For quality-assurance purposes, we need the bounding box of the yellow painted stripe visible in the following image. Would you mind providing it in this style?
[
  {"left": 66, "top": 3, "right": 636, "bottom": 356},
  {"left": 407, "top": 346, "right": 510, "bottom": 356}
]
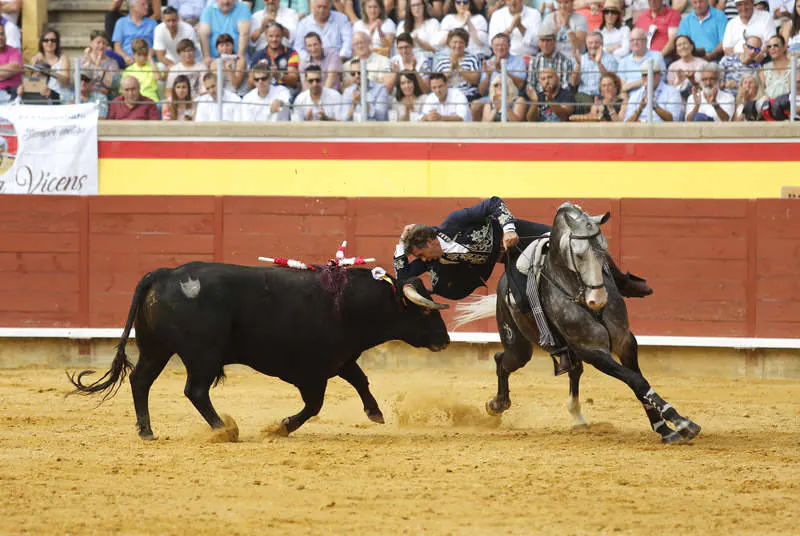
[{"left": 99, "top": 159, "right": 795, "bottom": 198}]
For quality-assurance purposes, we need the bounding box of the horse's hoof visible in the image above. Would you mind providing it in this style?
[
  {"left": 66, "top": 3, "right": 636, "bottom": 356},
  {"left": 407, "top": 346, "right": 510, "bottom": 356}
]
[
  {"left": 139, "top": 432, "right": 155, "bottom": 441},
  {"left": 661, "top": 430, "right": 684, "bottom": 444},
  {"left": 486, "top": 397, "right": 510, "bottom": 417},
  {"left": 571, "top": 423, "right": 589, "bottom": 431},
  {"left": 677, "top": 420, "right": 701, "bottom": 441},
  {"left": 366, "top": 409, "right": 385, "bottom": 424}
]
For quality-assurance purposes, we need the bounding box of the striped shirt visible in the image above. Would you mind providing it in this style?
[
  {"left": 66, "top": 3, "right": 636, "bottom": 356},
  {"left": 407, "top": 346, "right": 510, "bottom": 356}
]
[
  {"left": 433, "top": 52, "right": 481, "bottom": 101},
  {"left": 527, "top": 51, "right": 574, "bottom": 93}
]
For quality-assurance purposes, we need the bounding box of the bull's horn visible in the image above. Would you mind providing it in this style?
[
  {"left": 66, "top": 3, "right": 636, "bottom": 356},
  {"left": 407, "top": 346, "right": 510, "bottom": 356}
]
[{"left": 402, "top": 284, "right": 449, "bottom": 310}]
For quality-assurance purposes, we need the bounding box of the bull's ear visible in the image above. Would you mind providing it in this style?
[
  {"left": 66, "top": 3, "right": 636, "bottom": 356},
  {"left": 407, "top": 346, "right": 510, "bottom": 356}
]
[{"left": 591, "top": 212, "right": 611, "bottom": 225}]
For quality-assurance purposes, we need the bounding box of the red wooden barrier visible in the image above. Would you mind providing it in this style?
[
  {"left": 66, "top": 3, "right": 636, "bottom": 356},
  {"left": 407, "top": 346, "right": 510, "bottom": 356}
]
[{"left": 0, "top": 196, "right": 797, "bottom": 338}]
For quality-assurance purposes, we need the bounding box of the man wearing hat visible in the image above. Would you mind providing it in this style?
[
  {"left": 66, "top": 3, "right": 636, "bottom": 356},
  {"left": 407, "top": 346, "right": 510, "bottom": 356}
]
[
  {"left": 722, "top": 0, "right": 775, "bottom": 55},
  {"left": 677, "top": 0, "right": 729, "bottom": 62},
  {"left": 624, "top": 59, "right": 683, "bottom": 121},
  {"left": 527, "top": 23, "right": 575, "bottom": 93}
]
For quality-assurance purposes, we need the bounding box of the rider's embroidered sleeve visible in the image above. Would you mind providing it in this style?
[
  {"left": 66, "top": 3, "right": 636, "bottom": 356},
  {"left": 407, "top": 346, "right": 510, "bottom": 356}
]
[{"left": 394, "top": 245, "right": 426, "bottom": 280}]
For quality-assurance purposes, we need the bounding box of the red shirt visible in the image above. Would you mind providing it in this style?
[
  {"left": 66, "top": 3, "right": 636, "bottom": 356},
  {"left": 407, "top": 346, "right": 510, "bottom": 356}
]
[
  {"left": 635, "top": 6, "right": 681, "bottom": 53},
  {"left": 107, "top": 95, "right": 161, "bottom": 120}
]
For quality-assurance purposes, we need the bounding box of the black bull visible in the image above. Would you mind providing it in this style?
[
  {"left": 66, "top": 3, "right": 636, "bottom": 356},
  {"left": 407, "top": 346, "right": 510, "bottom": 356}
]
[{"left": 68, "top": 262, "right": 450, "bottom": 439}]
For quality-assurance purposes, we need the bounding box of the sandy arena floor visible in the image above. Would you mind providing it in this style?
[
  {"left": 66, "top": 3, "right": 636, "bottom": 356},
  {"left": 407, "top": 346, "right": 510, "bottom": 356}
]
[{"left": 1, "top": 363, "right": 798, "bottom": 535}]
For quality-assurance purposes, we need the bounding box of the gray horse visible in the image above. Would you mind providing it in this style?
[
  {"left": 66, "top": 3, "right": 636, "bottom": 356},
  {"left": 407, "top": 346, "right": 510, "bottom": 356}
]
[{"left": 458, "top": 203, "right": 701, "bottom": 444}]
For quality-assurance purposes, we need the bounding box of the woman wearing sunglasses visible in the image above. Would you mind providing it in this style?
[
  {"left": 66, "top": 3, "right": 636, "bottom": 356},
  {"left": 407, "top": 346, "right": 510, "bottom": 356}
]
[
  {"left": 439, "top": 0, "right": 489, "bottom": 59},
  {"left": 599, "top": 0, "right": 629, "bottom": 60},
  {"left": 760, "top": 35, "right": 791, "bottom": 98},
  {"left": 31, "top": 28, "right": 72, "bottom": 102}
]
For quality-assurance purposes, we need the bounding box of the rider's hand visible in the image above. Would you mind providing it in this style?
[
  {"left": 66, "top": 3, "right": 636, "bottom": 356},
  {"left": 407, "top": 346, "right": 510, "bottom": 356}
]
[
  {"left": 502, "top": 231, "right": 519, "bottom": 250},
  {"left": 400, "top": 223, "right": 416, "bottom": 241}
]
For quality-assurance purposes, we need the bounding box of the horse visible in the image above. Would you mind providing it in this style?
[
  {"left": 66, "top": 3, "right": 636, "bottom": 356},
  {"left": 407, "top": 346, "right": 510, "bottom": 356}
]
[{"left": 457, "top": 202, "right": 701, "bottom": 444}]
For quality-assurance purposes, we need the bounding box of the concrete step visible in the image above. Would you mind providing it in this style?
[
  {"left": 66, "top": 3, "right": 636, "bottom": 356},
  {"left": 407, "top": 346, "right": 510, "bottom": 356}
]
[
  {"left": 48, "top": 10, "right": 108, "bottom": 24},
  {"left": 47, "top": 21, "right": 102, "bottom": 49},
  {"left": 49, "top": 0, "right": 115, "bottom": 12}
]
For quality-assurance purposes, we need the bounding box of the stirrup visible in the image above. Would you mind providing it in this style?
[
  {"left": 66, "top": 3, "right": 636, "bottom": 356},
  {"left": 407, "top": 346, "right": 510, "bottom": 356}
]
[{"left": 548, "top": 346, "right": 572, "bottom": 376}]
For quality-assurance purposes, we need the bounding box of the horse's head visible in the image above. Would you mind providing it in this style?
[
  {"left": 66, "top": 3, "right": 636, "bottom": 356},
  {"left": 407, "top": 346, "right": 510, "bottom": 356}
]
[{"left": 552, "top": 202, "right": 611, "bottom": 311}]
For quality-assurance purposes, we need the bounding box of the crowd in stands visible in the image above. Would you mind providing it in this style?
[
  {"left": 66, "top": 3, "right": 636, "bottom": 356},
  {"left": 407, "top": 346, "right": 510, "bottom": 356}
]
[{"left": 0, "top": 0, "right": 798, "bottom": 121}]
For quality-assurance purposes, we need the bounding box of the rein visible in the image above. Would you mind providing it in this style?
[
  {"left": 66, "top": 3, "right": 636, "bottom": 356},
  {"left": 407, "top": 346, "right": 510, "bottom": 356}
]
[{"left": 541, "top": 228, "right": 605, "bottom": 307}]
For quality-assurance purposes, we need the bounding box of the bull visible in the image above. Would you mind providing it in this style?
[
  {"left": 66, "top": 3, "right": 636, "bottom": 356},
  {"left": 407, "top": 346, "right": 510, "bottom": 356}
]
[{"left": 68, "top": 261, "right": 450, "bottom": 439}]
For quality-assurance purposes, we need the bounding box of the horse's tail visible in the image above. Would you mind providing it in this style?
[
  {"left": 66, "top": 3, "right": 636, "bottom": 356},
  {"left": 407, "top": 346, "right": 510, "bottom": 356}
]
[
  {"left": 453, "top": 294, "right": 498, "bottom": 328},
  {"left": 66, "top": 268, "right": 170, "bottom": 403}
]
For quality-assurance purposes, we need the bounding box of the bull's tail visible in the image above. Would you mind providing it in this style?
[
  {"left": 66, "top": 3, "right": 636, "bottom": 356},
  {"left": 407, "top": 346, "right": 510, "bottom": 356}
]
[
  {"left": 453, "top": 294, "right": 498, "bottom": 328},
  {"left": 67, "top": 268, "right": 171, "bottom": 403}
]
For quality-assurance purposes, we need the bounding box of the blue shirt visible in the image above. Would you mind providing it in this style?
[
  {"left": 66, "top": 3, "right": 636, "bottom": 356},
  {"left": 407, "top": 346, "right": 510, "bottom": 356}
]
[
  {"left": 293, "top": 11, "right": 353, "bottom": 59},
  {"left": 617, "top": 50, "right": 666, "bottom": 83},
  {"left": 577, "top": 51, "right": 619, "bottom": 96},
  {"left": 677, "top": 7, "right": 729, "bottom": 53},
  {"left": 200, "top": 2, "right": 252, "bottom": 58},
  {"left": 625, "top": 81, "right": 683, "bottom": 122},
  {"left": 112, "top": 16, "right": 158, "bottom": 57},
  {"left": 342, "top": 81, "right": 390, "bottom": 121},
  {"left": 480, "top": 54, "right": 527, "bottom": 87}
]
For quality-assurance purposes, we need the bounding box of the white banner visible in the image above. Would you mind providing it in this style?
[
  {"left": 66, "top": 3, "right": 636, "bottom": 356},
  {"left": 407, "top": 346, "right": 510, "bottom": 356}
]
[{"left": 0, "top": 103, "right": 98, "bottom": 195}]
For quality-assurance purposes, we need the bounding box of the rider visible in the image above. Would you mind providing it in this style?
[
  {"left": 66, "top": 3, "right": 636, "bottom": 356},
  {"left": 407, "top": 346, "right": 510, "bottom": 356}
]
[{"left": 393, "top": 197, "right": 653, "bottom": 373}]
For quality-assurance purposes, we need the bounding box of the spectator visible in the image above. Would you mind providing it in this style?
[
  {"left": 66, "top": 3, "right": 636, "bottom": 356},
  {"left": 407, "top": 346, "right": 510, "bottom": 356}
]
[
  {"left": 390, "top": 70, "right": 426, "bottom": 120},
  {"left": 31, "top": 28, "right": 72, "bottom": 103},
  {"left": 352, "top": 0, "right": 397, "bottom": 56},
  {"left": 527, "top": 25, "right": 575, "bottom": 93},
  {"left": 81, "top": 30, "right": 119, "bottom": 98},
  {"left": 481, "top": 73, "right": 527, "bottom": 120},
  {"left": 107, "top": 76, "right": 160, "bottom": 119},
  {"left": 344, "top": 31, "right": 391, "bottom": 86},
  {"left": 107, "top": 0, "right": 161, "bottom": 40},
  {"left": 294, "top": 0, "right": 354, "bottom": 60},
  {"left": 477, "top": 32, "right": 526, "bottom": 101},
  {"left": 0, "top": 0, "right": 20, "bottom": 27},
  {"left": 123, "top": 37, "right": 164, "bottom": 104},
  {"left": 569, "top": 71, "right": 627, "bottom": 120},
  {"left": 433, "top": 28, "right": 481, "bottom": 101},
  {"left": 250, "top": 23, "right": 300, "bottom": 91},
  {"left": 292, "top": 65, "right": 344, "bottom": 120},
  {"left": 667, "top": 35, "right": 705, "bottom": 98},
  {"left": 298, "top": 32, "right": 342, "bottom": 90},
  {"left": 677, "top": 0, "right": 729, "bottom": 62},
  {"left": 384, "top": 33, "right": 431, "bottom": 93},
  {"left": 760, "top": 34, "right": 791, "bottom": 98},
  {"left": 599, "top": 0, "right": 630, "bottom": 60},
  {"left": 440, "top": 0, "right": 490, "bottom": 59},
  {"left": 573, "top": 30, "right": 618, "bottom": 106},
  {"left": 241, "top": 64, "right": 292, "bottom": 120},
  {"left": 341, "top": 58, "right": 390, "bottom": 120},
  {"left": 780, "top": 0, "right": 800, "bottom": 54},
  {"left": 78, "top": 73, "right": 110, "bottom": 118},
  {"left": 686, "top": 62, "right": 734, "bottom": 120},
  {"left": 166, "top": 39, "right": 208, "bottom": 98},
  {"left": 167, "top": 0, "right": 205, "bottom": 27},
  {"left": 397, "top": 0, "right": 441, "bottom": 58},
  {"left": 574, "top": 0, "right": 605, "bottom": 32},
  {"left": 195, "top": 71, "right": 242, "bottom": 121},
  {"left": 625, "top": 60, "right": 683, "bottom": 121},
  {"left": 542, "top": 0, "right": 589, "bottom": 57},
  {"left": 197, "top": 0, "right": 252, "bottom": 62},
  {"left": 770, "top": 0, "right": 794, "bottom": 22},
  {"left": 112, "top": 0, "right": 158, "bottom": 66},
  {"left": 488, "top": 0, "right": 541, "bottom": 57},
  {"left": 209, "top": 33, "right": 248, "bottom": 96},
  {"left": 722, "top": 0, "right": 776, "bottom": 54},
  {"left": 732, "top": 72, "right": 763, "bottom": 119},
  {"left": 153, "top": 6, "right": 199, "bottom": 69},
  {"left": 634, "top": 0, "right": 681, "bottom": 60},
  {"left": 418, "top": 72, "right": 471, "bottom": 121},
  {"left": 719, "top": 34, "right": 763, "bottom": 94},
  {"left": 162, "top": 74, "right": 195, "bottom": 120},
  {"left": 0, "top": 25, "right": 20, "bottom": 101},
  {"left": 251, "top": 0, "right": 299, "bottom": 54},
  {"left": 525, "top": 66, "right": 575, "bottom": 121},
  {"left": 0, "top": 11, "right": 20, "bottom": 49},
  {"left": 618, "top": 27, "right": 666, "bottom": 92}
]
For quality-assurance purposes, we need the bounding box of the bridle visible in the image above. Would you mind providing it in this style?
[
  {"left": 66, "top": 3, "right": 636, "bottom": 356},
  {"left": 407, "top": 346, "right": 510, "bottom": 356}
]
[{"left": 540, "top": 227, "right": 606, "bottom": 306}]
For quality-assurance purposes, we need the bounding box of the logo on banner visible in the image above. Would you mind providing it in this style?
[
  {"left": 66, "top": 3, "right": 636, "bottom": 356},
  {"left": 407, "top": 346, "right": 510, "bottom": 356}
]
[{"left": 0, "top": 103, "right": 99, "bottom": 195}]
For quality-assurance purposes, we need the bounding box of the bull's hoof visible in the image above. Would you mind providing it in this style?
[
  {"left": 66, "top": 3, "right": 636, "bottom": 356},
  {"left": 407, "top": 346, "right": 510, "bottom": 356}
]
[
  {"left": 486, "top": 396, "right": 510, "bottom": 417},
  {"left": 661, "top": 430, "right": 684, "bottom": 444},
  {"left": 677, "top": 420, "right": 701, "bottom": 441},
  {"left": 366, "top": 408, "right": 385, "bottom": 424}
]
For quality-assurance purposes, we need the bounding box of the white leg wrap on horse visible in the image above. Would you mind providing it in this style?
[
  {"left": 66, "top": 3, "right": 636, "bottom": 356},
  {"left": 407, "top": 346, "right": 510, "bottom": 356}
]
[{"left": 568, "top": 396, "right": 586, "bottom": 425}]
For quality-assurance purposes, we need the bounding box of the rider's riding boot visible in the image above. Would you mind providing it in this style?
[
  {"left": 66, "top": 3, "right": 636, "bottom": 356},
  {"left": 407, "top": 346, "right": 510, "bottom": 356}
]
[
  {"left": 550, "top": 348, "right": 572, "bottom": 376},
  {"left": 604, "top": 254, "right": 653, "bottom": 298}
]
